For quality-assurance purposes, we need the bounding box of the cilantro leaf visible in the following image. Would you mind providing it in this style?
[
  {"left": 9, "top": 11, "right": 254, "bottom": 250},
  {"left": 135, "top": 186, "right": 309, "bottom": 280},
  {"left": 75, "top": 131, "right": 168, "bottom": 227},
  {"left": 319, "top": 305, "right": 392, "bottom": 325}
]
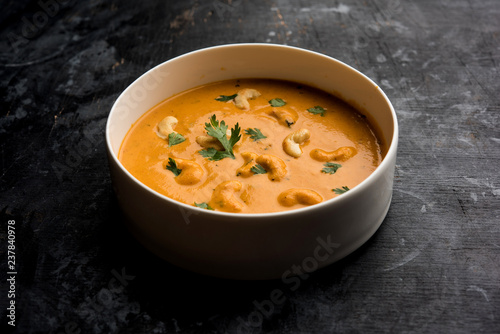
[
  {"left": 228, "top": 123, "right": 242, "bottom": 149},
  {"left": 199, "top": 148, "right": 232, "bottom": 161},
  {"left": 168, "top": 132, "right": 186, "bottom": 147},
  {"left": 333, "top": 186, "right": 350, "bottom": 194},
  {"left": 269, "top": 98, "right": 286, "bottom": 107},
  {"left": 194, "top": 202, "right": 214, "bottom": 210},
  {"left": 250, "top": 164, "right": 267, "bottom": 174},
  {"left": 199, "top": 148, "right": 219, "bottom": 159},
  {"left": 166, "top": 158, "right": 182, "bottom": 176},
  {"left": 245, "top": 128, "right": 267, "bottom": 141},
  {"left": 321, "top": 162, "right": 342, "bottom": 174},
  {"left": 215, "top": 93, "right": 237, "bottom": 102},
  {"left": 200, "top": 115, "right": 241, "bottom": 160},
  {"left": 307, "top": 105, "right": 327, "bottom": 117}
]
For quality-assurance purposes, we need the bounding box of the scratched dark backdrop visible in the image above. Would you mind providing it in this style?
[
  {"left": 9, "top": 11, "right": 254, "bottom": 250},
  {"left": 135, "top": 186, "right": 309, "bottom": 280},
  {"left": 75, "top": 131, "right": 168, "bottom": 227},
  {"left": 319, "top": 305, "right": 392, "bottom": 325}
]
[{"left": 1, "top": 0, "right": 499, "bottom": 333}]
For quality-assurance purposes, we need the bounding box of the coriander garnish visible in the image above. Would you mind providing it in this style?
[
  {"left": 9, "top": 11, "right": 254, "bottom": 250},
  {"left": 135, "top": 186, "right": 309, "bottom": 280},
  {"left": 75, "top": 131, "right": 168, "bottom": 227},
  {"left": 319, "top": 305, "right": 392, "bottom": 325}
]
[
  {"left": 333, "top": 186, "right": 350, "bottom": 194},
  {"left": 168, "top": 132, "right": 186, "bottom": 147},
  {"left": 269, "top": 98, "right": 286, "bottom": 107},
  {"left": 194, "top": 202, "right": 214, "bottom": 210},
  {"left": 321, "top": 162, "right": 342, "bottom": 174},
  {"left": 307, "top": 105, "right": 327, "bottom": 117},
  {"left": 199, "top": 115, "right": 241, "bottom": 161},
  {"left": 245, "top": 128, "right": 267, "bottom": 141},
  {"left": 215, "top": 93, "right": 237, "bottom": 102},
  {"left": 250, "top": 164, "right": 267, "bottom": 174},
  {"left": 166, "top": 158, "right": 182, "bottom": 176}
]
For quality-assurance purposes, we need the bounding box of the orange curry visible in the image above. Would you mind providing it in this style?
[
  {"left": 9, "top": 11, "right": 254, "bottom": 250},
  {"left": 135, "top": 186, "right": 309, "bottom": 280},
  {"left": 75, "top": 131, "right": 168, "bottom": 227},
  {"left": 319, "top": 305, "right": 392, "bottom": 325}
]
[{"left": 119, "top": 79, "right": 384, "bottom": 213}]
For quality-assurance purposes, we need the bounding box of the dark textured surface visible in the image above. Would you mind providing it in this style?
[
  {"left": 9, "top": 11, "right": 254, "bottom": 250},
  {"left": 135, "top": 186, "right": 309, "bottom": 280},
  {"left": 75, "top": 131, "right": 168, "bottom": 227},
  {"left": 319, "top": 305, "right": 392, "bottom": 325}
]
[{"left": 1, "top": 0, "right": 499, "bottom": 333}]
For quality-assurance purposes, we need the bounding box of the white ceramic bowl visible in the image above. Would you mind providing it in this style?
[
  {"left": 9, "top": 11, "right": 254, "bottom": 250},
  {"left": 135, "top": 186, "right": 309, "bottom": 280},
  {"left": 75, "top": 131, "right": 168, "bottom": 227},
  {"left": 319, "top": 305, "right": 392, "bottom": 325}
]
[{"left": 106, "top": 44, "right": 398, "bottom": 280}]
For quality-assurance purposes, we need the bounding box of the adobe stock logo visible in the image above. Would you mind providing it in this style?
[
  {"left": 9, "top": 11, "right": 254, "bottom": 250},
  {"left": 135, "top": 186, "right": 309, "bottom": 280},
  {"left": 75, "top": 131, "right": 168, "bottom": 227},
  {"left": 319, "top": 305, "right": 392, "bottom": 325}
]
[
  {"left": 7, "top": 0, "right": 76, "bottom": 52},
  {"left": 236, "top": 235, "right": 340, "bottom": 333},
  {"left": 178, "top": 205, "right": 201, "bottom": 225}
]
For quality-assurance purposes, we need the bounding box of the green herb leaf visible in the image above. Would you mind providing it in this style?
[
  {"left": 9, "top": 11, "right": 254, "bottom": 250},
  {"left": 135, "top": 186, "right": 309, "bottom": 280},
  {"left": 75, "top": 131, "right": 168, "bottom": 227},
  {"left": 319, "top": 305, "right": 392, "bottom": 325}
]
[
  {"left": 307, "top": 105, "right": 327, "bottom": 117},
  {"left": 321, "top": 162, "right": 342, "bottom": 174},
  {"left": 166, "top": 158, "right": 182, "bottom": 176},
  {"left": 250, "top": 164, "right": 267, "bottom": 174},
  {"left": 199, "top": 148, "right": 232, "bottom": 161},
  {"left": 215, "top": 93, "right": 238, "bottom": 102},
  {"left": 269, "top": 98, "right": 286, "bottom": 107},
  {"left": 333, "top": 186, "right": 350, "bottom": 194},
  {"left": 200, "top": 115, "right": 241, "bottom": 160},
  {"left": 194, "top": 202, "right": 214, "bottom": 210},
  {"left": 168, "top": 132, "right": 186, "bottom": 147},
  {"left": 228, "top": 123, "right": 242, "bottom": 149},
  {"left": 245, "top": 128, "right": 267, "bottom": 141},
  {"left": 199, "top": 148, "right": 219, "bottom": 159}
]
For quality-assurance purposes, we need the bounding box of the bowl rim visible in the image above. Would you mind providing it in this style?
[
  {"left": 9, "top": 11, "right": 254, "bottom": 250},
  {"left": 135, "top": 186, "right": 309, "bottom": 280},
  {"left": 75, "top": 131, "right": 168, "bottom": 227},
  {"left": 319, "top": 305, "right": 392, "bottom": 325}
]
[{"left": 106, "top": 43, "right": 399, "bottom": 219}]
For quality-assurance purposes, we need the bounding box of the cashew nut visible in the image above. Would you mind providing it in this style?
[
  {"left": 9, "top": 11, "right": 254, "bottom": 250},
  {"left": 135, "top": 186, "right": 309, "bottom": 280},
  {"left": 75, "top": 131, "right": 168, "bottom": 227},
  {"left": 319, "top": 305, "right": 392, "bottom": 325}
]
[
  {"left": 196, "top": 129, "right": 232, "bottom": 151},
  {"left": 173, "top": 158, "right": 204, "bottom": 185},
  {"left": 282, "top": 128, "right": 310, "bottom": 158},
  {"left": 209, "top": 180, "right": 244, "bottom": 212},
  {"left": 256, "top": 154, "right": 287, "bottom": 181},
  {"left": 236, "top": 152, "right": 259, "bottom": 177},
  {"left": 310, "top": 147, "right": 357, "bottom": 162},
  {"left": 234, "top": 88, "right": 261, "bottom": 110},
  {"left": 240, "top": 185, "right": 255, "bottom": 205},
  {"left": 269, "top": 108, "right": 298, "bottom": 127},
  {"left": 278, "top": 189, "right": 323, "bottom": 207},
  {"left": 196, "top": 135, "right": 224, "bottom": 151},
  {"left": 157, "top": 116, "right": 178, "bottom": 140}
]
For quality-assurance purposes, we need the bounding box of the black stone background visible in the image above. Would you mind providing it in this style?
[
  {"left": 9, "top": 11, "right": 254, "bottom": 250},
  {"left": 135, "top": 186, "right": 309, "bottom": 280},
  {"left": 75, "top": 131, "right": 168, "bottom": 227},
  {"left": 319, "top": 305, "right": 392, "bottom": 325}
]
[{"left": 0, "top": 0, "right": 499, "bottom": 333}]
